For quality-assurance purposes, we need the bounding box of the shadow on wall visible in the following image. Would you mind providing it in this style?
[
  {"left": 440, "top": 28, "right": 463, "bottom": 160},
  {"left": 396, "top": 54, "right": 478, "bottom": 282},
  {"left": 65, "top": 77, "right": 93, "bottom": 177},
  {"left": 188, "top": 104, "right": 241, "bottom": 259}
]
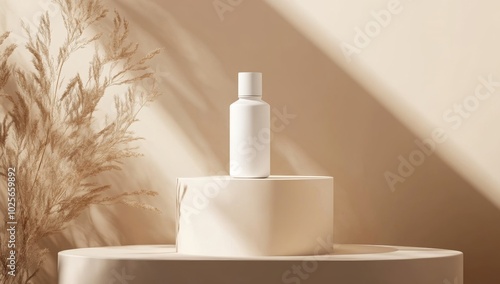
[{"left": 30, "top": 0, "right": 500, "bottom": 283}]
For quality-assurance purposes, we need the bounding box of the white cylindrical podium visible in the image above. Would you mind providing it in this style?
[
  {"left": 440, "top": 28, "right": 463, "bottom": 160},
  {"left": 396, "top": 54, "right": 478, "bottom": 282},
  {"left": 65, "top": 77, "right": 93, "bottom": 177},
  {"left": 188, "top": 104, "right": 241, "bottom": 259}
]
[
  {"left": 58, "top": 244, "right": 463, "bottom": 284},
  {"left": 176, "top": 176, "right": 334, "bottom": 256}
]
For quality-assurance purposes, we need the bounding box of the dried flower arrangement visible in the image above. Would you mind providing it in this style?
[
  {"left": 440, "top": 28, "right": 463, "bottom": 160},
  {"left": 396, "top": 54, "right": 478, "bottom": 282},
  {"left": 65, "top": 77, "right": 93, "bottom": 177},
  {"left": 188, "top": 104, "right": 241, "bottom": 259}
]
[{"left": 0, "top": 0, "right": 161, "bottom": 283}]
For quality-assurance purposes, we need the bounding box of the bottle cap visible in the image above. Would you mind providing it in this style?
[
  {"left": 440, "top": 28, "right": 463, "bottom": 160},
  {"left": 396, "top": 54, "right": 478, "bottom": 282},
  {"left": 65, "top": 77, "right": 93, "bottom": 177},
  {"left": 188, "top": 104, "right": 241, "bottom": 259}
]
[{"left": 238, "top": 72, "right": 262, "bottom": 97}]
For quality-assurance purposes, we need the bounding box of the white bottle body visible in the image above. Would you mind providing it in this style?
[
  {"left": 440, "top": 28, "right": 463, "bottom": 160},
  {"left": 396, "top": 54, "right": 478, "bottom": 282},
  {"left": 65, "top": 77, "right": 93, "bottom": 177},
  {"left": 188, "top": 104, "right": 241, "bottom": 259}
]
[{"left": 230, "top": 98, "right": 270, "bottom": 178}]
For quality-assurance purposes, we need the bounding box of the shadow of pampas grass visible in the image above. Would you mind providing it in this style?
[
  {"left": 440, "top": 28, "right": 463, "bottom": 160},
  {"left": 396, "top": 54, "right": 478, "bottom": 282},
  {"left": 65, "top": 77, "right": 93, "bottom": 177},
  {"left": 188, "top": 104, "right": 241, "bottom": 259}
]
[{"left": 0, "top": 0, "right": 161, "bottom": 283}]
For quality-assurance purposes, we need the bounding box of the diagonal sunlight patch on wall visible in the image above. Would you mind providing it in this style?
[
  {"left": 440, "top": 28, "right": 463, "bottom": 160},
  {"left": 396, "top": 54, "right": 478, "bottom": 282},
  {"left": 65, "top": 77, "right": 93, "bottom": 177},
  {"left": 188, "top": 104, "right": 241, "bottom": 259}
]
[{"left": 265, "top": 0, "right": 500, "bottom": 209}]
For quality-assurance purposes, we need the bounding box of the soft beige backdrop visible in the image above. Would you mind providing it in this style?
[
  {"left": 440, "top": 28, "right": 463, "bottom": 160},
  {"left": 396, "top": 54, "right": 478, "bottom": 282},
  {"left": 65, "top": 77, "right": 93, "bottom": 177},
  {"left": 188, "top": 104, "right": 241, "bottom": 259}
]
[{"left": 1, "top": 0, "right": 499, "bottom": 283}]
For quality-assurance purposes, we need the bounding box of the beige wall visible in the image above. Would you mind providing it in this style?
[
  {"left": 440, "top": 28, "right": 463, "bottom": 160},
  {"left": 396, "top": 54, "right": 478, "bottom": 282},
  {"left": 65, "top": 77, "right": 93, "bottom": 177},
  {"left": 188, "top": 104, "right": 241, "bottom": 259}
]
[{"left": 1, "top": 0, "right": 500, "bottom": 283}]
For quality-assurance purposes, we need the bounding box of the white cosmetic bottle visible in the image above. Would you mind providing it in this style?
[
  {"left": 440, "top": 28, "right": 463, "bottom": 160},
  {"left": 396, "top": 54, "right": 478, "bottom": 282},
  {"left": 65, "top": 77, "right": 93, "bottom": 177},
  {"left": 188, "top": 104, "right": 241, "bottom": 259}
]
[{"left": 230, "top": 72, "right": 270, "bottom": 178}]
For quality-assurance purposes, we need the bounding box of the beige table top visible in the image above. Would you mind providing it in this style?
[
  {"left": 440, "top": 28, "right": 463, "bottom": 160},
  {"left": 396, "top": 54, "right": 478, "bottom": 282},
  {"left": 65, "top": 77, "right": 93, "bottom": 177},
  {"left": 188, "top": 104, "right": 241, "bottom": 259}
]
[{"left": 58, "top": 244, "right": 463, "bottom": 284}]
